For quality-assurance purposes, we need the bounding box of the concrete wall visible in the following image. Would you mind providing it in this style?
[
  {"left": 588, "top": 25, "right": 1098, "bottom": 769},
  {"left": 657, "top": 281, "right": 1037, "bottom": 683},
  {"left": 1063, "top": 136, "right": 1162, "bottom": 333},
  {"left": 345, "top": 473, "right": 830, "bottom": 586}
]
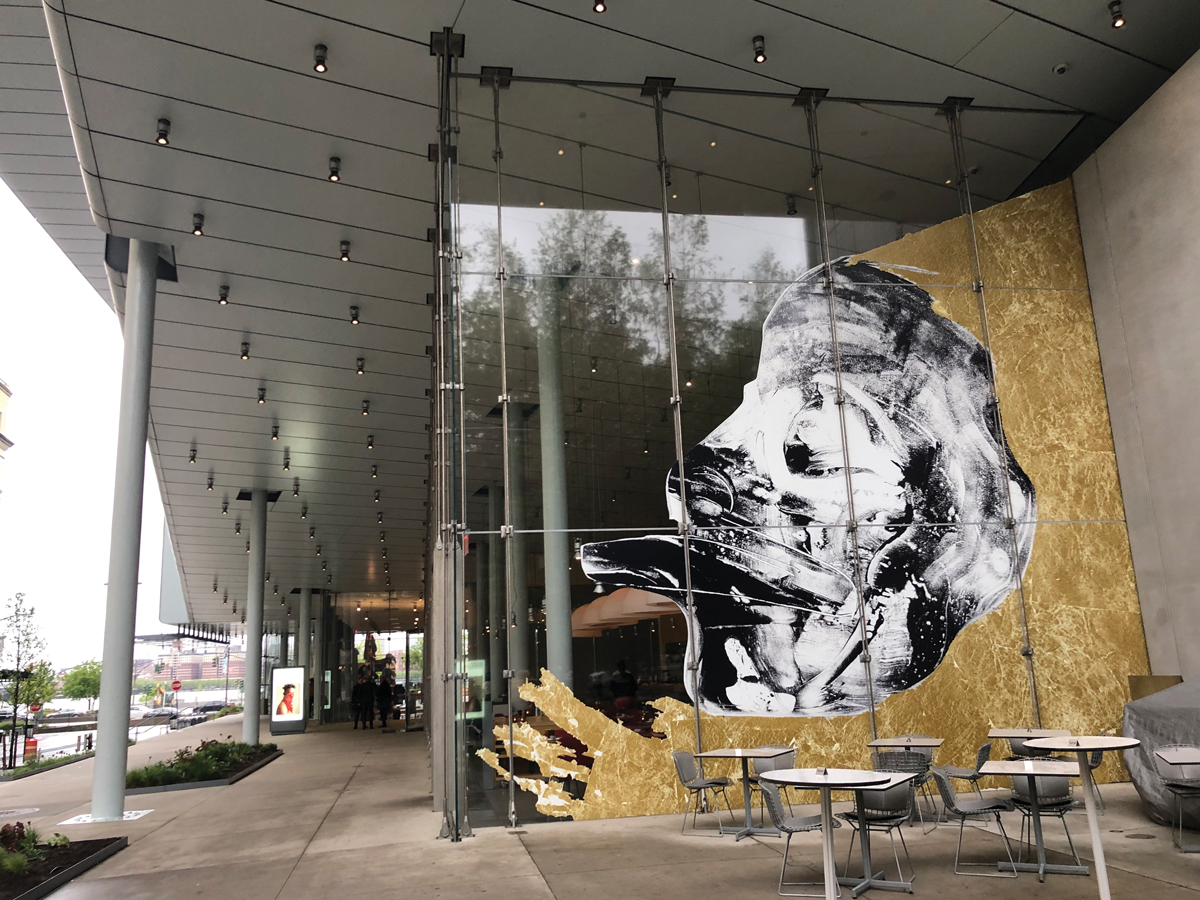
[{"left": 1074, "top": 49, "right": 1200, "bottom": 680}]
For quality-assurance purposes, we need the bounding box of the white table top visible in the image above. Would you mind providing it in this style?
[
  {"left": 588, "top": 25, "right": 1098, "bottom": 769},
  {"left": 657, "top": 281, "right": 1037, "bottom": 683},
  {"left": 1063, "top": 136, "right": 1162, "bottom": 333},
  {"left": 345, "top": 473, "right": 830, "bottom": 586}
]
[
  {"left": 1025, "top": 735, "right": 1139, "bottom": 752},
  {"left": 869, "top": 736, "right": 944, "bottom": 748},
  {"left": 695, "top": 747, "right": 793, "bottom": 759},
  {"left": 760, "top": 767, "right": 893, "bottom": 789},
  {"left": 1155, "top": 747, "right": 1200, "bottom": 765},
  {"left": 980, "top": 759, "right": 1080, "bottom": 777},
  {"left": 988, "top": 727, "right": 1072, "bottom": 739}
]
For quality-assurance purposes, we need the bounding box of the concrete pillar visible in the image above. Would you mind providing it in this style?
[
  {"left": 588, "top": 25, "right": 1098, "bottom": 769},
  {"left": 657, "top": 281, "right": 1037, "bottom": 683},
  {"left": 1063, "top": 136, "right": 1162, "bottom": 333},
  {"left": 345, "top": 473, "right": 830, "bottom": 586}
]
[
  {"left": 243, "top": 488, "right": 267, "bottom": 744},
  {"left": 537, "top": 290, "right": 573, "bottom": 688},
  {"left": 313, "top": 591, "right": 325, "bottom": 721},
  {"left": 509, "top": 424, "right": 530, "bottom": 708},
  {"left": 91, "top": 239, "right": 158, "bottom": 822},
  {"left": 298, "top": 586, "right": 312, "bottom": 670},
  {"left": 487, "top": 485, "right": 505, "bottom": 700}
]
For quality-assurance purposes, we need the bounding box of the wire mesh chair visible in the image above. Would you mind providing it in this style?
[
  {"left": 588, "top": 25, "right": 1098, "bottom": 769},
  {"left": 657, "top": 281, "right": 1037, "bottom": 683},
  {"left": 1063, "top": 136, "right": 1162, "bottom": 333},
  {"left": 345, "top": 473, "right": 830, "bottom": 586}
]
[
  {"left": 749, "top": 745, "right": 797, "bottom": 822},
  {"left": 943, "top": 741, "right": 992, "bottom": 799},
  {"left": 1087, "top": 747, "right": 1106, "bottom": 814},
  {"left": 873, "top": 749, "right": 939, "bottom": 831},
  {"left": 1153, "top": 744, "right": 1200, "bottom": 852},
  {"left": 1009, "top": 774, "right": 1081, "bottom": 866},
  {"left": 836, "top": 774, "right": 915, "bottom": 884},
  {"left": 760, "top": 780, "right": 839, "bottom": 897},
  {"left": 930, "top": 767, "right": 1017, "bottom": 878},
  {"left": 1006, "top": 736, "right": 1054, "bottom": 759},
  {"left": 672, "top": 750, "right": 735, "bottom": 836}
]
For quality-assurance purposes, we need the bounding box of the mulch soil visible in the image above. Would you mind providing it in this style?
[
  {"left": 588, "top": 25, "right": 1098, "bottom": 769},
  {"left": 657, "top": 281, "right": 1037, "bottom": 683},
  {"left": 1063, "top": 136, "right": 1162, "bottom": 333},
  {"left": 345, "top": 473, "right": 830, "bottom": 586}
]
[{"left": 0, "top": 838, "right": 123, "bottom": 900}]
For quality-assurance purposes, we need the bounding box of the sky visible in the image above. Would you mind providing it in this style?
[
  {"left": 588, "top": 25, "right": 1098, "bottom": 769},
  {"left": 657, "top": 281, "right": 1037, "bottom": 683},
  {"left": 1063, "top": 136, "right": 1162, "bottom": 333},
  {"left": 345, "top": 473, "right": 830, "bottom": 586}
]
[{"left": 0, "top": 181, "right": 167, "bottom": 671}]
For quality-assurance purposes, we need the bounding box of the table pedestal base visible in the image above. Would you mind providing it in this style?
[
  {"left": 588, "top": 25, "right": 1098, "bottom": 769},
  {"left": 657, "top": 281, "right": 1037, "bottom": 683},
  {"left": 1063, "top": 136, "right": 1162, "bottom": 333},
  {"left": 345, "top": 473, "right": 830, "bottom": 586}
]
[
  {"left": 837, "top": 872, "right": 912, "bottom": 897},
  {"left": 999, "top": 861, "right": 1088, "bottom": 879}
]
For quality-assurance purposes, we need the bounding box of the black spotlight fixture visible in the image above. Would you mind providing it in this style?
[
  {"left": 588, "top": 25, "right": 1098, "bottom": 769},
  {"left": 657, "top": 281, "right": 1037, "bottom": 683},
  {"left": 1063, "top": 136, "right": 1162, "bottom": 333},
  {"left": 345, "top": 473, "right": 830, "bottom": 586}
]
[
  {"left": 316, "top": 544, "right": 322, "bottom": 556},
  {"left": 590, "top": 356, "right": 598, "bottom": 373},
  {"left": 218, "top": 284, "right": 230, "bottom": 305},
  {"left": 380, "top": 530, "right": 386, "bottom": 543},
  {"left": 156, "top": 118, "right": 171, "bottom": 145},
  {"left": 362, "top": 400, "right": 370, "bottom": 416},
  {"left": 786, "top": 195, "right": 797, "bottom": 216},
  {"left": 340, "top": 240, "right": 350, "bottom": 262},
  {"left": 366, "top": 434, "right": 374, "bottom": 450},
  {"left": 192, "top": 213, "right": 204, "bottom": 236},
  {"left": 257, "top": 387, "right": 266, "bottom": 404},
  {"left": 240, "top": 342, "right": 250, "bottom": 360},
  {"left": 374, "top": 490, "right": 380, "bottom": 503},
  {"left": 213, "top": 580, "right": 218, "bottom": 593},
  {"left": 313, "top": 43, "right": 328, "bottom": 73},
  {"left": 271, "top": 425, "right": 279, "bottom": 441},
  {"left": 356, "top": 357, "right": 365, "bottom": 375},
  {"left": 350, "top": 305, "right": 359, "bottom": 324},
  {"left": 328, "top": 156, "right": 341, "bottom": 181},
  {"left": 283, "top": 453, "right": 290, "bottom": 472},
  {"left": 300, "top": 506, "right": 307, "bottom": 519},
  {"left": 235, "top": 522, "right": 241, "bottom": 535},
  {"left": 222, "top": 501, "right": 229, "bottom": 515},
  {"left": 293, "top": 477, "right": 300, "bottom": 496},
  {"left": 371, "top": 465, "right": 378, "bottom": 479},
  {"left": 752, "top": 35, "right": 766, "bottom": 64},
  {"left": 309, "top": 527, "right": 315, "bottom": 539},
  {"left": 189, "top": 448, "right": 197, "bottom": 464},
  {"left": 377, "top": 512, "right": 383, "bottom": 525},
  {"left": 206, "top": 476, "right": 214, "bottom": 491},
  {"left": 593, "top": 0, "right": 606, "bottom": 11},
  {"left": 1109, "top": 1, "right": 1124, "bottom": 27}
]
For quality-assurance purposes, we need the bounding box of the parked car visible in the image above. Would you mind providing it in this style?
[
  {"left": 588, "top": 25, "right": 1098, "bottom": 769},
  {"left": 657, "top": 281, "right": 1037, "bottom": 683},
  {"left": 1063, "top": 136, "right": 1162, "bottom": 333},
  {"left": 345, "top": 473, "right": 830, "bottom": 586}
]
[
  {"left": 193, "top": 700, "right": 228, "bottom": 714},
  {"left": 129, "top": 705, "right": 151, "bottom": 719}
]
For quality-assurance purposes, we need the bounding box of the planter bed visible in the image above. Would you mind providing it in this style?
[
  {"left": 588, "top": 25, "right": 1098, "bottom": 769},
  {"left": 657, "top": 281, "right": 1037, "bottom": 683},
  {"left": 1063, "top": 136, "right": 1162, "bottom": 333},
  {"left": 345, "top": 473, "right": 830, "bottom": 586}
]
[
  {"left": 1, "top": 836, "right": 126, "bottom": 900},
  {"left": 125, "top": 749, "right": 282, "bottom": 795}
]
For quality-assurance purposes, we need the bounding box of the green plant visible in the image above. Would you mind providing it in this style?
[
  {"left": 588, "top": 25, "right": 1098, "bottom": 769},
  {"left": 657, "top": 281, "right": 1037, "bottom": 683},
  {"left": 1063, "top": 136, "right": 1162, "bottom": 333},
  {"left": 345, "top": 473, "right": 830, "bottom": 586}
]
[
  {"left": 0, "top": 847, "right": 28, "bottom": 876},
  {"left": 125, "top": 739, "right": 277, "bottom": 788},
  {"left": 47, "top": 832, "right": 69, "bottom": 848},
  {"left": 62, "top": 659, "right": 102, "bottom": 710}
]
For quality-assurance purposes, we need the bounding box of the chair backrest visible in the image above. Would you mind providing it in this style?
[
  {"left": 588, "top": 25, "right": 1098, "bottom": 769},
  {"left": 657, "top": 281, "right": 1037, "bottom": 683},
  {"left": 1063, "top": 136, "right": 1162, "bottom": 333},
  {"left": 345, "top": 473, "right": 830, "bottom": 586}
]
[
  {"left": 896, "top": 734, "right": 937, "bottom": 762},
  {"left": 930, "top": 767, "right": 964, "bottom": 814},
  {"left": 874, "top": 749, "right": 928, "bottom": 775},
  {"left": 975, "top": 741, "right": 993, "bottom": 771},
  {"left": 1011, "top": 774, "right": 1071, "bottom": 804},
  {"left": 1154, "top": 745, "right": 1200, "bottom": 782},
  {"left": 1088, "top": 748, "right": 1103, "bottom": 770},
  {"left": 759, "top": 780, "right": 790, "bottom": 830},
  {"left": 750, "top": 745, "right": 795, "bottom": 777},
  {"left": 859, "top": 777, "right": 914, "bottom": 819},
  {"left": 672, "top": 750, "right": 699, "bottom": 786}
]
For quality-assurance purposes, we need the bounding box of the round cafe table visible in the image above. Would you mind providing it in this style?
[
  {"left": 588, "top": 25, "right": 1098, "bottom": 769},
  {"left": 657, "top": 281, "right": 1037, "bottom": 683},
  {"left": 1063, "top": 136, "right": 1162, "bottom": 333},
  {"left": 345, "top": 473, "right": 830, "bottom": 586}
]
[
  {"left": 760, "top": 768, "right": 892, "bottom": 900},
  {"left": 1024, "top": 735, "right": 1140, "bottom": 900}
]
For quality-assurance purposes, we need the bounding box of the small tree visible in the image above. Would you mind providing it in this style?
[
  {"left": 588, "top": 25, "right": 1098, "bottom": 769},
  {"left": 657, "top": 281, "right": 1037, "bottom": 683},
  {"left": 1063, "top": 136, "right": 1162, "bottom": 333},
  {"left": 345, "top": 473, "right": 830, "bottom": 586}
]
[
  {"left": 0, "top": 593, "right": 46, "bottom": 767},
  {"left": 22, "top": 661, "right": 57, "bottom": 710},
  {"left": 63, "top": 659, "right": 102, "bottom": 710}
]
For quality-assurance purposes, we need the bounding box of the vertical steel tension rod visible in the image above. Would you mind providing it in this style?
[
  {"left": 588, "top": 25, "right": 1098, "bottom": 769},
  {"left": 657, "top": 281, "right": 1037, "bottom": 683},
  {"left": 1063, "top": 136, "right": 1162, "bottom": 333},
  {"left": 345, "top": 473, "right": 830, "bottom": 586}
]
[
  {"left": 651, "top": 87, "right": 704, "bottom": 758},
  {"left": 800, "top": 89, "right": 879, "bottom": 740},
  {"left": 943, "top": 99, "right": 1041, "bottom": 727}
]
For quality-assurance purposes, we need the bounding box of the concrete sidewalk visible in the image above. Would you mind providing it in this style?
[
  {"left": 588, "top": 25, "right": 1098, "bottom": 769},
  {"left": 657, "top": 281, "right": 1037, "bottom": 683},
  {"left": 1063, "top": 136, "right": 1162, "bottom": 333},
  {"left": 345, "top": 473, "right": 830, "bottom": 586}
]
[{"left": 2, "top": 717, "right": 1198, "bottom": 899}]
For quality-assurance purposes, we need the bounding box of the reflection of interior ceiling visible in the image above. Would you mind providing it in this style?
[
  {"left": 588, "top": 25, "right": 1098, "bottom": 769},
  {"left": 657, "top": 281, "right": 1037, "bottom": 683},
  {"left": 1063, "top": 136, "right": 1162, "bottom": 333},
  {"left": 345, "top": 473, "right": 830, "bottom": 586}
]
[{"left": 1, "top": 2, "right": 1196, "bottom": 627}]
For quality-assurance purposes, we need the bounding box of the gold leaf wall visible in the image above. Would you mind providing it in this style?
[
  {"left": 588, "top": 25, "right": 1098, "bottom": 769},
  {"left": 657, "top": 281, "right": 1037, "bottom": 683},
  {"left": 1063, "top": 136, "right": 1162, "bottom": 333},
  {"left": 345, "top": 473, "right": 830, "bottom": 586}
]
[{"left": 485, "top": 179, "right": 1150, "bottom": 819}]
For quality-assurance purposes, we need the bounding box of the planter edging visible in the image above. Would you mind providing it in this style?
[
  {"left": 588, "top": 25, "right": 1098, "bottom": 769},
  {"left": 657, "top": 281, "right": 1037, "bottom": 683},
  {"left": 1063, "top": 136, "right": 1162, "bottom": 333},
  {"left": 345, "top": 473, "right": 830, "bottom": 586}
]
[
  {"left": 125, "top": 749, "right": 283, "bottom": 795},
  {"left": 10, "top": 836, "right": 128, "bottom": 900},
  {"left": 0, "top": 753, "right": 94, "bottom": 782}
]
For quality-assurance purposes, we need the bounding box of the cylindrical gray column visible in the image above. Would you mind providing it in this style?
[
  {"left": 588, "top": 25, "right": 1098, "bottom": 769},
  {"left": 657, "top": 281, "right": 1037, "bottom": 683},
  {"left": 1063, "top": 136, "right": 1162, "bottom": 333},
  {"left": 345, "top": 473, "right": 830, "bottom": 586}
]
[
  {"left": 509, "top": 425, "right": 530, "bottom": 708},
  {"left": 537, "top": 290, "right": 574, "bottom": 688},
  {"left": 487, "top": 485, "right": 504, "bottom": 698},
  {"left": 243, "top": 488, "right": 267, "bottom": 744},
  {"left": 313, "top": 591, "right": 325, "bottom": 721},
  {"left": 298, "top": 587, "right": 312, "bottom": 670},
  {"left": 91, "top": 239, "right": 158, "bottom": 822}
]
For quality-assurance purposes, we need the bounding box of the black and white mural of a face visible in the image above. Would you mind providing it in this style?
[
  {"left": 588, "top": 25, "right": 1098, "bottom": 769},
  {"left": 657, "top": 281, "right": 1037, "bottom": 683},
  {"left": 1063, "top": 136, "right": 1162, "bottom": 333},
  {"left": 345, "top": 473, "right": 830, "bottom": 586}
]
[{"left": 583, "top": 260, "right": 1036, "bottom": 716}]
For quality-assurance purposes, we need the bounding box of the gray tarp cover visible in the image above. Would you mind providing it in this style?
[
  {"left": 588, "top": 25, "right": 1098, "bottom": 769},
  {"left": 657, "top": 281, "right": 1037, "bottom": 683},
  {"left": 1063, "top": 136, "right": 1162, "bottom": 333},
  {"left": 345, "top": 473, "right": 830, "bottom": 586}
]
[{"left": 1123, "top": 679, "right": 1200, "bottom": 827}]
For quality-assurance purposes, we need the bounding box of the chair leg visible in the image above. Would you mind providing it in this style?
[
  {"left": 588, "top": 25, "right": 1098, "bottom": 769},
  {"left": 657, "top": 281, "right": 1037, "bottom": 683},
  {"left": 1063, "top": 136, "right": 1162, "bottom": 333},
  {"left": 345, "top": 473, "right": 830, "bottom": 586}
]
[
  {"left": 896, "top": 826, "right": 914, "bottom": 882},
  {"left": 952, "top": 814, "right": 1017, "bottom": 877},
  {"left": 1061, "top": 813, "right": 1081, "bottom": 866},
  {"left": 778, "top": 831, "right": 830, "bottom": 898},
  {"left": 887, "top": 828, "right": 905, "bottom": 883},
  {"left": 681, "top": 789, "right": 691, "bottom": 833},
  {"left": 1093, "top": 779, "right": 1105, "bottom": 815},
  {"left": 842, "top": 823, "right": 858, "bottom": 877}
]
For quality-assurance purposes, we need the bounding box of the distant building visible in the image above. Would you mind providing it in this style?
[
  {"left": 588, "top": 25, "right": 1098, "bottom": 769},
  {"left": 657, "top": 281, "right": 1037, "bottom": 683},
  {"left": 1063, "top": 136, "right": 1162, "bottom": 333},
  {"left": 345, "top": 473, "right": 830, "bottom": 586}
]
[{"left": 0, "top": 378, "right": 12, "bottom": 503}]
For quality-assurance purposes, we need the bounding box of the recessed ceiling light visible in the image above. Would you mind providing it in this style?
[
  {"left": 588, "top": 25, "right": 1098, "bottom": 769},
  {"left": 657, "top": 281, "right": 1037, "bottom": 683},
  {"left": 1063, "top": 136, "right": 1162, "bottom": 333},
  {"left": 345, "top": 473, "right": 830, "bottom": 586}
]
[
  {"left": 710, "top": 141, "right": 717, "bottom": 147},
  {"left": 156, "top": 118, "right": 170, "bottom": 145},
  {"left": 752, "top": 35, "right": 766, "bottom": 64},
  {"left": 672, "top": 194, "right": 677, "bottom": 199},
  {"left": 538, "top": 201, "right": 545, "bottom": 206},
  {"left": 557, "top": 149, "right": 564, "bottom": 156},
  {"left": 313, "top": 43, "right": 328, "bottom": 73}
]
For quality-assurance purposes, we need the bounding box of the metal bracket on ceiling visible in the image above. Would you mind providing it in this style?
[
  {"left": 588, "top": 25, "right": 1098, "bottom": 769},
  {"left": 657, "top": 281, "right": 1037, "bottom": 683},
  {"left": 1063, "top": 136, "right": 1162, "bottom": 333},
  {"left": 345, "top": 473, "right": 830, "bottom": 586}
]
[
  {"left": 479, "top": 66, "right": 513, "bottom": 89},
  {"left": 429, "top": 30, "right": 466, "bottom": 58},
  {"left": 792, "top": 87, "right": 830, "bottom": 107},
  {"left": 641, "top": 76, "right": 676, "bottom": 98},
  {"left": 937, "top": 96, "right": 975, "bottom": 117}
]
